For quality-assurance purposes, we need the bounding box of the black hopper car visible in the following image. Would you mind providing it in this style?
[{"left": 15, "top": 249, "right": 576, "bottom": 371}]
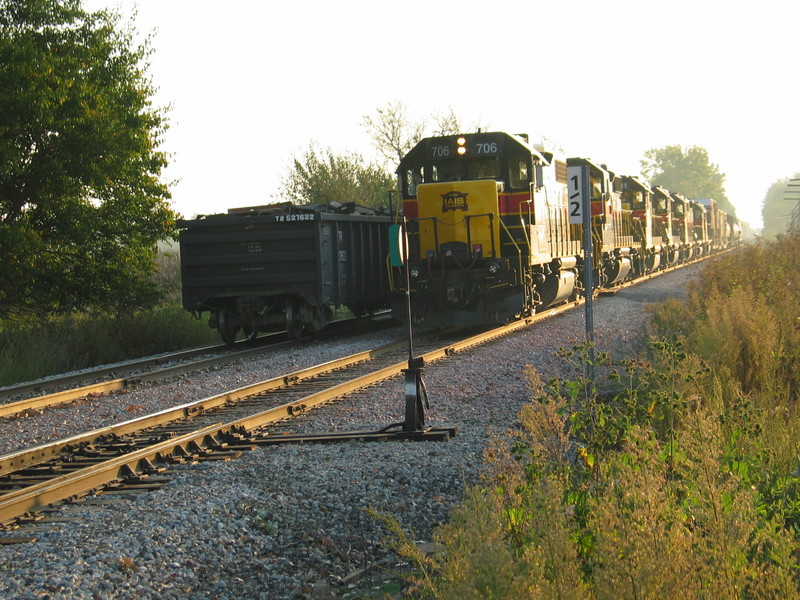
[{"left": 178, "top": 202, "right": 393, "bottom": 344}]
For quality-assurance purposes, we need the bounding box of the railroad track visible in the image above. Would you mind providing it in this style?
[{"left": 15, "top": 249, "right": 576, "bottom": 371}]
[
  {"left": 0, "top": 307, "right": 575, "bottom": 538},
  {"left": 0, "top": 255, "right": 721, "bottom": 541},
  {"left": 0, "top": 315, "right": 396, "bottom": 420}
]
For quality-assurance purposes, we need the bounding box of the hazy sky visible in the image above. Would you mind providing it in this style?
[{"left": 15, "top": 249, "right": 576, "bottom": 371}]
[{"left": 85, "top": 0, "right": 799, "bottom": 229}]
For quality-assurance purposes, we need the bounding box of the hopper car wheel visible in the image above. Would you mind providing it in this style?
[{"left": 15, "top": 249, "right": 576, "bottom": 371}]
[
  {"left": 286, "top": 300, "right": 303, "bottom": 340},
  {"left": 242, "top": 325, "right": 258, "bottom": 341},
  {"left": 218, "top": 310, "right": 240, "bottom": 346}
]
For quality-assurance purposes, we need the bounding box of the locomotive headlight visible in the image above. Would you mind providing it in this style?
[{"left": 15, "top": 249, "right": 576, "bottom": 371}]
[
  {"left": 456, "top": 136, "right": 468, "bottom": 155},
  {"left": 488, "top": 262, "right": 501, "bottom": 274},
  {"left": 410, "top": 267, "right": 420, "bottom": 279}
]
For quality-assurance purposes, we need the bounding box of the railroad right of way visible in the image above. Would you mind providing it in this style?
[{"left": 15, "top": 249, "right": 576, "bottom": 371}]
[{"left": 0, "top": 263, "right": 703, "bottom": 600}]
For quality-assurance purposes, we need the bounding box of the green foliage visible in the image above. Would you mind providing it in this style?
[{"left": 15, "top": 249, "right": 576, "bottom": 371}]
[
  {"left": 284, "top": 103, "right": 487, "bottom": 216},
  {"left": 0, "top": 304, "right": 218, "bottom": 386},
  {"left": 640, "top": 145, "right": 735, "bottom": 217},
  {"left": 761, "top": 174, "right": 800, "bottom": 239},
  {"left": 280, "top": 142, "right": 395, "bottom": 210},
  {"left": 409, "top": 346, "right": 800, "bottom": 598},
  {"left": 153, "top": 241, "right": 182, "bottom": 304},
  {"left": 0, "top": 0, "right": 175, "bottom": 318},
  {"left": 685, "top": 235, "right": 800, "bottom": 406}
]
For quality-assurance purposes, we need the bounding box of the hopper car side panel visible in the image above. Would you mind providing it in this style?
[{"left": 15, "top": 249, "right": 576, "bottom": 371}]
[{"left": 178, "top": 210, "right": 391, "bottom": 342}]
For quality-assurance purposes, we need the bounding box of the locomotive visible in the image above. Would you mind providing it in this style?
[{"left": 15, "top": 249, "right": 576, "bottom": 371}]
[{"left": 390, "top": 131, "right": 740, "bottom": 329}]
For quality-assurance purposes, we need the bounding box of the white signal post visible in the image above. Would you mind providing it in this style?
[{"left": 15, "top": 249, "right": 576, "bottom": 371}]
[
  {"left": 567, "top": 164, "right": 595, "bottom": 379},
  {"left": 567, "top": 168, "right": 584, "bottom": 226}
]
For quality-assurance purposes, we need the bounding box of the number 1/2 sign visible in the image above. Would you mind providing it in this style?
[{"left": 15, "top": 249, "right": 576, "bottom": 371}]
[{"left": 567, "top": 165, "right": 585, "bottom": 225}]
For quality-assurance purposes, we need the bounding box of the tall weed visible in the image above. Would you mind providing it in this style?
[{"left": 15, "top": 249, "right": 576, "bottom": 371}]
[
  {"left": 0, "top": 305, "right": 217, "bottom": 386},
  {"left": 404, "top": 356, "right": 800, "bottom": 599},
  {"left": 391, "top": 234, "right": 800, "bottom": 598}
]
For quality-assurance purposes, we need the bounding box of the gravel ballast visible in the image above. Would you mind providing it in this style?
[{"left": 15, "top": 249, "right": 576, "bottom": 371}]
[{"left": 0, "top": 265, "right": 702, "bottom": 600}]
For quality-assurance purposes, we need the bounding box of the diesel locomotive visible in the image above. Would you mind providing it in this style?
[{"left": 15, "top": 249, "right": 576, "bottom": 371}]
[{"left": 390, "top": 131, "right": 741, "bottom": 329}]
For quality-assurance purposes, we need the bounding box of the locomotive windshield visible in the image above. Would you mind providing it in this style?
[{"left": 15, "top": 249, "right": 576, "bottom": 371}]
[
  {"left": 430, "top": 157, "right": 502, "bottom": 182},
  {"left": 629, "top": 191, "right": 646, "bottom": 210}
]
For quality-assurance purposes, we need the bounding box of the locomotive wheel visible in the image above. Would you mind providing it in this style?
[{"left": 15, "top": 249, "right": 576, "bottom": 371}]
[
  {"left": 218, "top": 310, "right": 239, "bottom": 346},
  {"left": 285, "top": 300, "right": 303, "bottom": 340}
]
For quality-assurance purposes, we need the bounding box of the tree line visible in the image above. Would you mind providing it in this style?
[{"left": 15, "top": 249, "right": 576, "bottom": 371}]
[
  {"left": 2, "top": 0, "right": 776, "bottom": 321},
  {"left": 0, "top": 0, "right": 174, "bottom": 318}
]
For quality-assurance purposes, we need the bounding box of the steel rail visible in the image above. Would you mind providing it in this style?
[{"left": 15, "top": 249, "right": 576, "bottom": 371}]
[
  {"left": 0, "top": 254, "right": 733, "bottom": 526},
  {"left": 0, "top": 424, "right": 224, "bottom": 525},
  {"left": 0, "top": 316, "right": 396, "bottom": 419},
  {"left": 0, "top": 342, "right": 241, "bottom": 401},
  {"left": 0, "top": 340, "right": 408, "bottom": 476},
  {"left": 0, "top": 309, "right": 570, "bottom": 526},
  {"left": 0, "top": 341, "right": 286, "bottom": 420},
  {"left": 1, "top": 253, "right": 710, "bottom": 474}
]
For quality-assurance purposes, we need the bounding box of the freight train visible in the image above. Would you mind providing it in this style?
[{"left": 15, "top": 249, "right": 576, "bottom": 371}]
[
  {"left": 178, "top": 131, "right": 741, "bottom": 342},
  {"left": 390, "top": 131, "right": 742, "bottom": 328}
]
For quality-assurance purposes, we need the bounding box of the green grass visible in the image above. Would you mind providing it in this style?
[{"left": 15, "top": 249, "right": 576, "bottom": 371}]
[
  {"left": 0, "top": 305, "right": 219, "bottom": 386},
  {"left": 0, "top": 245, "right": 220, "bottom": 387}
]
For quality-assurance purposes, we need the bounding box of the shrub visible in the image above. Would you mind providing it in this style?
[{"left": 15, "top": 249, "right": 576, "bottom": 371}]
[
  {"left": 0, "top": 305, "right": 218, "bottom": 386},
  {"left": 407, "top": 352, "right": 800, "bottom": 599}
]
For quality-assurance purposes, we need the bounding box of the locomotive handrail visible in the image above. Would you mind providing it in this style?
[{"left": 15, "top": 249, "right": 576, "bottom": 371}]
[
  {"left": 410, "top": 216, "right": 440, "bottom": 260},
  {"left": 465, "top": 213, "right": 495, "bottom": 260},
  {"left": 518, "top": 215, "right": 531, "bottom": 249},
  {"left": 386, "top": 253, "right": 398, "bottom": 291},
  {"left": 498, "top": 218, "right": 527, "bottom": 305}
]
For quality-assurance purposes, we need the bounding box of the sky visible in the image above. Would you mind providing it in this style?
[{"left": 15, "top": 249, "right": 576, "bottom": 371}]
[{"left": 84, "top": 0, "right": 800, "bottom": 230}]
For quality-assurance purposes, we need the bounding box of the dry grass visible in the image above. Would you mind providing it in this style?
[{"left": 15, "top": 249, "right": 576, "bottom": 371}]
[{"left": 377, "top": 234, "right": 800, "bottom": 599}]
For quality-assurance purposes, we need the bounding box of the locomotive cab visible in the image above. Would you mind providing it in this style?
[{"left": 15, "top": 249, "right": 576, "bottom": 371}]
[
  {"left": 651, "top": 186, "right": 679, "bottom": 265},
  {"left": 670, "top": 192, "right": 693, "bottom": 261},
  {"left": 690, "top": 200, "right": 709, "bottom": 257},
  {"left": 566, "top": 158, "right": 634, "bottom": 288}
]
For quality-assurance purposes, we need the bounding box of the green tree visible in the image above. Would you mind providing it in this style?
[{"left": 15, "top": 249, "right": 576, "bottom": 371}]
[
  {"left": 761, "top": 174, "right": 800, "bottom": 239},
  {"left": 0, "top": 0, "right": 175, "bottom": 318},
  {"left": 640, "top": 145, "right": 735, "bottom": 217},
  {"left": 281, "top": 142, "right": 395, "bottom": 210}
]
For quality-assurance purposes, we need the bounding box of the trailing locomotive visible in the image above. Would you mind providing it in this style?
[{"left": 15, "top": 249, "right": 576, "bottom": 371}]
[
  {"left": 178, "top": 202, "right": 392, "bottom": 344},
  {"left": 390, "top": 131, "right": 740, "bottom": 329}
]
